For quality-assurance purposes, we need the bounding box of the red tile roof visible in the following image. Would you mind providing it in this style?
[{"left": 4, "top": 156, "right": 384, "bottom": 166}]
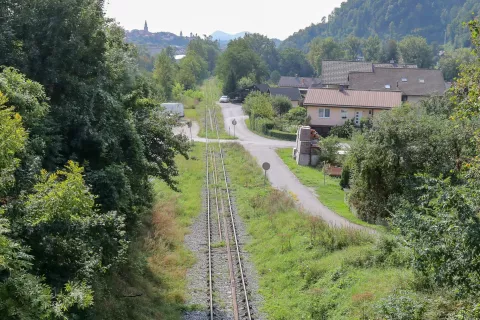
[{"left": 304, "top": 88, "right": 402, "bottom": 109}]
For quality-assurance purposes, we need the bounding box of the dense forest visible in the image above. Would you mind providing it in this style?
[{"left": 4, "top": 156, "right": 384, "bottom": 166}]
[{"left": 281, "top": 0, "right": 480, "bottom": 50}]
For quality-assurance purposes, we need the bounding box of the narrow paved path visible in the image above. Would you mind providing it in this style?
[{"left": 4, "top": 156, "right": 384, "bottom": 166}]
[{"left": 218, "top": 103, "right": 364, "bottom": 229}]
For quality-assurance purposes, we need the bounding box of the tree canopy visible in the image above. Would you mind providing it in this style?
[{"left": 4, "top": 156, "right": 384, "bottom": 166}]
[{"left": 0, "top": 0, "right": 190, "bottom": 317}]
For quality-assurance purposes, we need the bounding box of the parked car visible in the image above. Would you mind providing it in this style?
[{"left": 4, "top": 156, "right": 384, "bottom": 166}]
[{"left": 219, "top": 96, "right": 230, "bottom": 103}]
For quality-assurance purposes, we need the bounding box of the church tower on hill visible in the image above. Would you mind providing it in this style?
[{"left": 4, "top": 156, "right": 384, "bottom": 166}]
[{"left": 144, "top": 20, "right": 148, "bottom": 33}]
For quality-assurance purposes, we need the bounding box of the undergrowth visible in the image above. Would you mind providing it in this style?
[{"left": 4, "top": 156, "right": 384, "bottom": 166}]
[
  {"left": 276, "top": 148, "right": 383, "bottom": 231},
  {"left": 91, "top": 143, "right": 205, "bottom": 320},
  {"left": 223, "top": 143, "right": 465, "bottom": 319}
]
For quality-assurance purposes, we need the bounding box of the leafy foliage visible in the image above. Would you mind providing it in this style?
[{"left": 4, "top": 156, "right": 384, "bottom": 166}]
[
  {"left": 278, "top": 48, "right": 314, "bottom": 77},
  {"left": 393, "top": 178, "right": 480, "bottom": 295},
  {"left": 439, "top": 48, "right": 476, "bottom": 81},
  {"left": 0, "top": 0, "right": 190, "bottom": 317},
  {"left": 216, "top": 38, "right": 268, "bottom": 88},
  {"left": 398, "top": 36, "right": 434, "bottom": 68},
  {"left": 243, "top": 91, "right": 274, "bottom": 119},
  {"left": 271, "top": 95, "right": 292, "bottom": 115},
  {"left": 346, "top": 102, "right": 472, "bottom": 222},
  {"left": 363, "top": 36, "right": 382, "bottom": 62},
  {"left": 307, "top": 37, "right": 344, "bottom": 74},
  {"left": 280, "top": 0, "right": 480, "bottom": 50}
]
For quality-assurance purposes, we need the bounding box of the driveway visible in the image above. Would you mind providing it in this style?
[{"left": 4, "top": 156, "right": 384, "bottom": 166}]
[{"left": 218, "top": 103, "right": 364, "bottom": 230}]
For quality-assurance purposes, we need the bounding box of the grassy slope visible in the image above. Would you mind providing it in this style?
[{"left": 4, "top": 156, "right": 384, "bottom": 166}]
[
  {"left": 276, "top": 148, "right": 383, "bottom": 231},
  {"left": 223, "top": 143, "right": 410, "bottom": 319},
  {"left": 93, "top": 144, "right": 205, "bottom": 320},
  {"left": 184, "top": 79, "right": 236, "bottom": 140}
]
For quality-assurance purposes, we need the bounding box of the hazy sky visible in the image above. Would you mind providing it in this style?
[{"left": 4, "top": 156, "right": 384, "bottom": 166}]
[{"left": 104, "top": 0, "right": 345, "bottom": 40}]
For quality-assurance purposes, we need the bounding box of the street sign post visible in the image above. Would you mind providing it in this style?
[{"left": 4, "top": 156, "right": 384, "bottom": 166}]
[
  {"left": 231, "top": 119, "right": 237, "bottom": 138},
  {"left": 187, "top": 121, "right": 193, "bottom": 142},
  {"left": 262, "top": 162, "right": 270, "bottom": 186}
]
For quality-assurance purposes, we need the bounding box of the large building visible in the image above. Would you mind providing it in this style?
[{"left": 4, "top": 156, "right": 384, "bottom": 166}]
[
  {"left": 348, "top": 68, "right": 446, "bottom": 103},
  {"left": 304, "top": 88, "right": 403, "bottom": 135},
  {"left": 278, "top": 76, "right": 321, "bottom": 95},
  {"left": 320, "top": 60, "right": 418, "bottom": 88}
]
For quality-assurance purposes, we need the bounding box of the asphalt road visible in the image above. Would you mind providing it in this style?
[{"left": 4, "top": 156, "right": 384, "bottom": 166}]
[{"left": 218, "top": 102, "right": 364, "bottom": 229}]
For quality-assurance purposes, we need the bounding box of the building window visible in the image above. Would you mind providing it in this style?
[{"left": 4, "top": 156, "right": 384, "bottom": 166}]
[
  {"left": 368, "top": 110, "right": 373, "bottom": 115},
  {"left": 385, "top": 84, "right": 391, "bottom": 89},
  {"left": 402, "top": 78, "right": 408, "bottom": 82},
  {"left": 318, "top": 108, "right": 330, "bottom": 118},
  {"left": 341, "top": 110, "right": 347, "bottom": 119},
  {"left": 419, "top": 78, "right": 425, "bottom": 83}
]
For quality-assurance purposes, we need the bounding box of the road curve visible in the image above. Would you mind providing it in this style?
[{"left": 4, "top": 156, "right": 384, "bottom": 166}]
[{"left": 218, "top": 102, "right": 365, "bottom": 230}]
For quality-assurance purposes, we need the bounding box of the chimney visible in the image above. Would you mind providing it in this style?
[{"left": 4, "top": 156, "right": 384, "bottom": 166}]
[{"left": 396, "top": 81, "right": 399, "bottom": 88}]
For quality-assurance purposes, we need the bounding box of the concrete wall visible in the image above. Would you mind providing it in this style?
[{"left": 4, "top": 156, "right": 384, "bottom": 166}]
[{"left": 307, "top": 106, "right": 377, "bottom": 127}]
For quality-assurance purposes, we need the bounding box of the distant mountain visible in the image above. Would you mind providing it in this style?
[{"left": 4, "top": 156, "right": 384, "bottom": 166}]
[
  {"left": 211, "top": 31, "right": 248, "bottom": 41},
  {"left": 281, "top": 0, "right": 480, "bottom": 50}
]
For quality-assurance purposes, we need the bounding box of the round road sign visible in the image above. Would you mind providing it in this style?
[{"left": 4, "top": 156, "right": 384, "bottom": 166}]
[
  {"left": 262, "top": 162, "right": 271, "bottom": 171},
  {"left": 232, "top": 119, "right": 237, "bottom": 126}
]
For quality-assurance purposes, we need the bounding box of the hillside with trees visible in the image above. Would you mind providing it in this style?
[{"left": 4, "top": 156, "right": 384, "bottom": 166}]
[{"left": 281, "top": 0, "right": 480, "bottom": 50}]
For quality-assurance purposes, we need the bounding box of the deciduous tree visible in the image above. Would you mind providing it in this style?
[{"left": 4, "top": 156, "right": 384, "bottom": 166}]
[
  {"left": 307, "top": 37, "right": 344, "bottom": 74},
  {"left": 398, "top": 36, "right": 433, "bottom": 68}
]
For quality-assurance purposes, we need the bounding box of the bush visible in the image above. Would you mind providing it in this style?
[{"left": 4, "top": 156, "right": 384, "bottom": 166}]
[
  {"left": 272, "top": 95, "right": 292, "bottom": 115},
  {"left": 268, "top": 129, "right": 297, "bottom": 141},
  {"left": 340, "top": 166, "right": 350, "bottom": 189},
  {"left": 376, "top": 290, "right": 426, "bottom": 320},
  {"left": 320, "top": 136, "right": 340, "bottom": 164},
  {"left": 251, "top": 117, "right": 274, "bottom": 134},
  {"left": 329, "top": 119, "right": 355, "bottom": 139},
  {"left": 184, "top": 89, "right": 204, "bottom": 101},
  {"left": 243, "top": 91, "right": 274, "bottom": 118},
  {"left": 285, "top": 107, "right": 308, "bottom": 125}
]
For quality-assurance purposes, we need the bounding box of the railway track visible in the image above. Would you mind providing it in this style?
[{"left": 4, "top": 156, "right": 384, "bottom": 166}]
[{"left": 205, "top": 104, "right": 253, "bottom": 320}]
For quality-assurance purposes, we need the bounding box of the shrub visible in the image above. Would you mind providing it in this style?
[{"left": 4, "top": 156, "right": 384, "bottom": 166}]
[
  {"left": 268, "top": 129, "right": 297, "bottom": 141},
  {"left": 251, "top": 117, "right": 274, "bottom": 134},
  {"left": 376, "top": 290, "right": 426, "bottom": 320},
  {"left": 272, "top": 95, "right": 292, "bottom": 115},
  {"left": 340, "top": 166, "right": 350, "bottom": 189},
  {"left": 329, "top": 119, "right": 355, "bottom": 139},
  {"left": 393, "top": 177, "right": 480, "bottom": 295},
  {"left": 184, "top": 89, "right": 204, "bottom": 101},
  {"left": 243, "top": 91, "right": 274, "bottom": 118},
  {"left": 319, "top": 136, "right": 340, "bottom": 164},
  {"left": 285, "top": 107, "right": 308, "bottom": 125}
]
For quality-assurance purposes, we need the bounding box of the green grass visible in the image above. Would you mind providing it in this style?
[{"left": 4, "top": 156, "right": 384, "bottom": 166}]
[
  {"left": 184, "top": 79, "right": 236, "bottom": 140},
  {"left": 222, "top": 143, "right": 412, "bottom": 319},
  {"left": 93, "top": 144, "right": 205, "bottom": 320},
  {"left": 276, "top": 148, "right": 384, "bottom": 232}
]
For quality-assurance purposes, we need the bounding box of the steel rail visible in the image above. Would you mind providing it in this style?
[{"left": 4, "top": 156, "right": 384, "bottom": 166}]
[
  {"left": 211, "top": 106, "right": 252, "bottom": 320},
  {"left": 205, "top": 106, "right": 214, "bottom": 320}
]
